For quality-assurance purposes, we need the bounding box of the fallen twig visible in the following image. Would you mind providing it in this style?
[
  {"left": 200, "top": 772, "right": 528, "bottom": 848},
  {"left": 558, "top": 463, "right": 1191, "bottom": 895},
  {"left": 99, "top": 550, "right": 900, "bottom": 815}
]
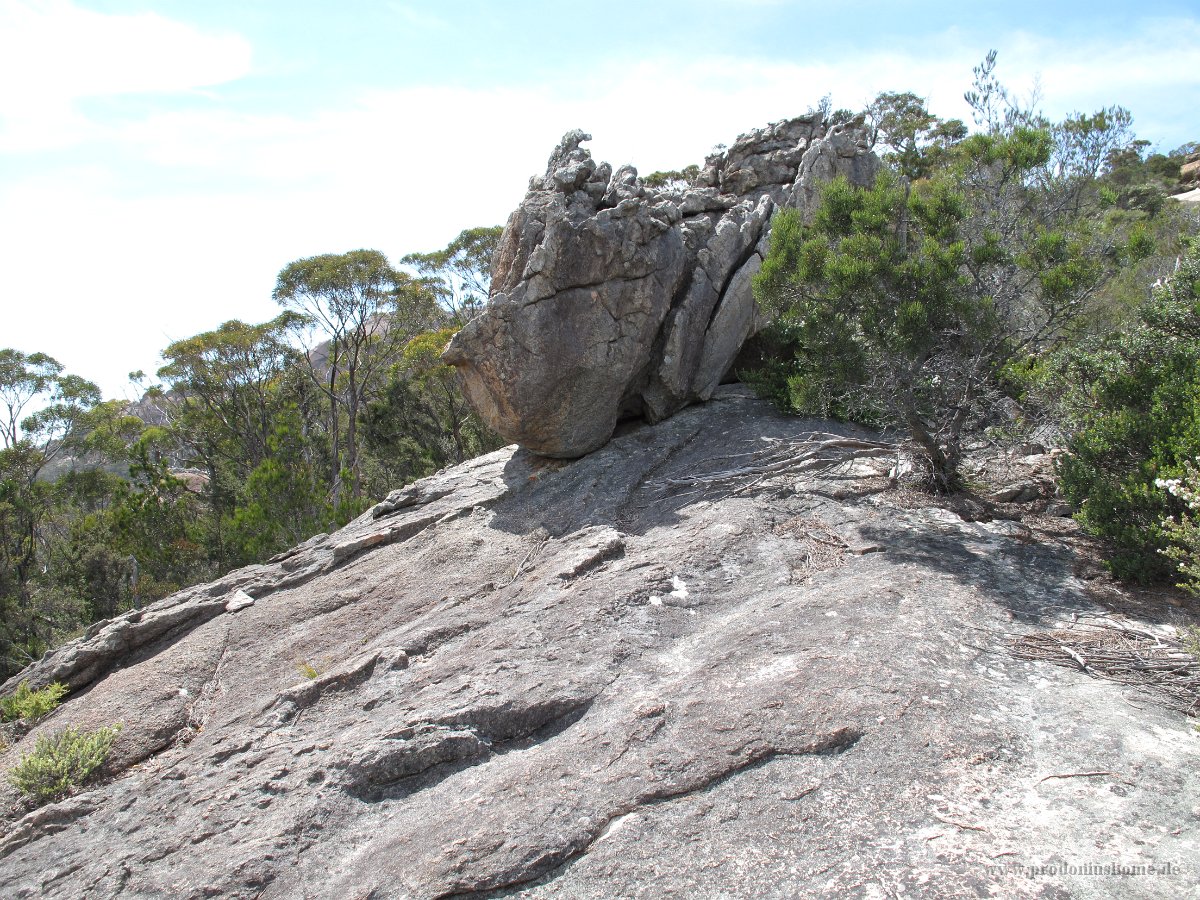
[
  {"left": 1037, "top": 771, "right": 1122, "bottom": 785},
  {"left": 932, "top": 813, "right": 988, "bottom": 832},
  {"left": 1011, "top": 619, "right": 1199, "bottom": 716},
  {"left": 506, "top": 536, "right": 549, "bottom": 585}
]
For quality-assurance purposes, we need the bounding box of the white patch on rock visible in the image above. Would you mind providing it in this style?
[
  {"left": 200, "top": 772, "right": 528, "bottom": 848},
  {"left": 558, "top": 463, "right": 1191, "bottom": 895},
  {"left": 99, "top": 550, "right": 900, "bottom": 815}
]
[
  {"left": 668, "top": 576, "right": 689, "bottom": 600},
  {"left": 748, "top": 654, "right": 799, "bottom": 682},
  {"left": 225, "top": 589, "right": 255, "bottom": 613}
]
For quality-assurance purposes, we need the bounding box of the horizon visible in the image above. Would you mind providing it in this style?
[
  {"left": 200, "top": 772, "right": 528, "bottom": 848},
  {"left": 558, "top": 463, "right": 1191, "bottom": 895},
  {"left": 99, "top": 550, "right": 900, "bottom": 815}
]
[{"left": 3, "top": 0, "right": 1199, "bottom": 401}]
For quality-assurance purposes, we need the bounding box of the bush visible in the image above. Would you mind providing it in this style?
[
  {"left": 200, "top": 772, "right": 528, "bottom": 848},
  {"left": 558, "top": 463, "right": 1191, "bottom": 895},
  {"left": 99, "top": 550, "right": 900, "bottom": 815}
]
[
  {"left": 1158, "top": 459, "right": 1200, "bottom": 594},
  {"left": 7, "top": 724, "right": 122, "bottom": 803},
  {"left": 1057, "top": 236, "right": 1200, "bottom": 582},
  {"left": 0, "top": 681, "right": 67, "bottom": 723}
]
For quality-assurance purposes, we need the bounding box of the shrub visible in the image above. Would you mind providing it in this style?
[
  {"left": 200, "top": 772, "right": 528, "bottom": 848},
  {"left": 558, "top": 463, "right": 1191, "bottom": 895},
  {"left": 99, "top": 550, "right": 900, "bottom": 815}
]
[
  {"left": 8, "top": 724, "right": 122, "bottom": 803},
  {"left": 1057, "top": 236, "right": 1200, "bottom": 582},
  {"left": 0, "top": 681, "right": 67, "bottom": 723},
  {"left": 749, "top": 126, "right": 1142, "bottom": 490},
  {"left": 1158, "top": 459, "right": 1200, "bottom": 594}
]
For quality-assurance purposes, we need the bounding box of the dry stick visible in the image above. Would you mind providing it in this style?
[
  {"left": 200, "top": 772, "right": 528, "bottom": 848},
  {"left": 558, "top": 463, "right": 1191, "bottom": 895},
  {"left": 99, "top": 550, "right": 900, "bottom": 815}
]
[
  {"left": 1054, "top": 640, "right": 1093, "bottom": 674},
  {"left": 932, "top": 813, "right": 988, "bottom": 832},
  {"left": 1012, "top": 624, "right": 1199, "bottom": 716},
  {"left": 1037, "top": 771, "right": 1122, "bottom": 785},
  {"left": 506, "top": 538, "right": 547, "bottom": 585}
]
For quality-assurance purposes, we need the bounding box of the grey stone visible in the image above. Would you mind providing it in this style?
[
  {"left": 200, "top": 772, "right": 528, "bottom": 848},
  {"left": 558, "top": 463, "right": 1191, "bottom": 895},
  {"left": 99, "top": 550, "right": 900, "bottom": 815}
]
[
  {"left": 989, "top": 481, "right": 1044, "bottom": 504},
  {"left": 444, "top": 116, "right": 881, "bottom": 457},
  {"left": 224, "top": 589, "right": 255, "bottom": 613},
  {"left": 1, "top": 390, "right": 1197, "bottom": 899}
]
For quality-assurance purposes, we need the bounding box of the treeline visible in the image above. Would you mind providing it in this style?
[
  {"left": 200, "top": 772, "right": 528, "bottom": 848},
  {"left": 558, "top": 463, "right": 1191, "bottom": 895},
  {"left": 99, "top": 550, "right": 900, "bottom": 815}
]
[
  {"left": 746, "top": 52, "right": 1200, "bottom": 587},
  {"left": 0, "top": 229, "right": 504, "bottom": 678}
]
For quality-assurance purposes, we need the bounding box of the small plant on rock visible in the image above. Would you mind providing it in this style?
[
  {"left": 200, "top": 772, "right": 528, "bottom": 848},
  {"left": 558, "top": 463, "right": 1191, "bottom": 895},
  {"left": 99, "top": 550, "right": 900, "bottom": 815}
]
[
  {"left": 7, "top": 724, "right": 122, "bottom": 803},
  {"left": 0, "top": 681, "right": 67, "bottom": 723},
  {"left": 296, "top": 659, "right": 323, "bottom": 680}
]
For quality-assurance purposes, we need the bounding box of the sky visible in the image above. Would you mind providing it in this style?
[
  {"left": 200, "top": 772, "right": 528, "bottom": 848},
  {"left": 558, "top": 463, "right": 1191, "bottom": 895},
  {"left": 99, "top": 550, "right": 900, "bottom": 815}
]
[{"left": 2, "top": 0, "right": 1199, "bottom": 402}]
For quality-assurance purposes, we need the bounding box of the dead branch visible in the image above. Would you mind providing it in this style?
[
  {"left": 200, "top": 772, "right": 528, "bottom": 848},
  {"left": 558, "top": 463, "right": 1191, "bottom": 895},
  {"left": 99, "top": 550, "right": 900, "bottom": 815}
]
[
  {"left": 1037, "top": 771, "right": 1123, "bottom": 785},
  {"left": 932, "top": 813, "right": 988, "bottom": 832},
  {"left": 1011, "top": 619, "right": 1200, "bottom": 716}
]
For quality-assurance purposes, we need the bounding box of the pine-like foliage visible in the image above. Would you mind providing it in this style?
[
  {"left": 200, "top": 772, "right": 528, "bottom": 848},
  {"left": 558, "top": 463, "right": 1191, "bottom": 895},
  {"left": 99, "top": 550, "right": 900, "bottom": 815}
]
[{"left": 8, "top": 723, "right": 122, "bottom": 803}]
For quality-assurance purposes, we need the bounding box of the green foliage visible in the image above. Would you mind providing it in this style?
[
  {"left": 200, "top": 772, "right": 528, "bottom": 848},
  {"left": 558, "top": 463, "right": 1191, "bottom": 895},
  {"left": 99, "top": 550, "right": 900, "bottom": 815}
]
[
  {"left": 1158, "top": 460, "right": 1200, "bottom": 594},
  {"left": 0, "top": 352, "right": 108, "bottom": 676},
  {"left": 296, "top": 660, "right": 323, "bottom": 680},
  {"left": 0, "top": 681, "right": 66, "bottom": 722},
  {"left": 866, "top": 91, "right": 966, "bottom": 179},
  {"left": 752, "top": 171, "right": 987, "bottom": 486},
  {"left": 402, "top": 226, "right": 502, "bottom": 324},
  {"left": 274, "top": 249, "right": 440, "bottom": 500},
  {"left": 226, "top": 410, "right": 336, "bottom": 564},
  {"left": 749, "top": 52, "right": 1162, "bottom": 492},
  {"left": 107, "top": 431, "right": 209, "bottom": 602},
  {"left": 361, "top": 326, "right": 503, "bottom": 492},
  {"left": 7, "top": 723, "right": 121, "bottom": 803},
  {"left": 1182, "top": 626, "right": 1200, "bottom": 662},
  {"left": 0, "top": 349, "right": 63, "bottom": 450},
  {"left": 643, "top": 165, "right": 701, "bottom": 190},
  {"left": 159, "top": 315, "right": 302, "bottom": 477},
  {"left": 1057, "top": 237, "right": 1200, "bottom": 582}
]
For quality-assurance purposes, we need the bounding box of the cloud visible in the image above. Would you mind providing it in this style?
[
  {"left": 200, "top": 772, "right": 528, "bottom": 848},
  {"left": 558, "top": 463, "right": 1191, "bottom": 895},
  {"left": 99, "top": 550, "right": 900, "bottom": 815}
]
[
  {"left": 3, "top": 13, "right": 1199, "bottom": 396},
  {"left": 0, "top": 0, "right": 252, "bottom": 151}
]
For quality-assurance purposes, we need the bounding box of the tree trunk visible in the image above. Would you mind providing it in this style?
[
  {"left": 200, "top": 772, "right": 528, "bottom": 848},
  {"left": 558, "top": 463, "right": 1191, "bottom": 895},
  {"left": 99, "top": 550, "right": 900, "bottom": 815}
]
[
  {"left": 327, "top": 341, "right": 341, "bottom": 504},
  {"left": 345, "top": 359, "right": 360, "bottom": 498}
]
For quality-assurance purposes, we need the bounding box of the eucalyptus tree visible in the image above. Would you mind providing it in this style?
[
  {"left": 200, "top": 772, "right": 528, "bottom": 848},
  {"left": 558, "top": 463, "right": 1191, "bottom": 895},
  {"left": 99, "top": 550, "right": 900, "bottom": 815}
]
[
  {"left": 0, "top": 350, "right": 63, "bottom": 450},
  {"left": 159, "top": 314, "right": 304, "bottom": 478},
  {"left": 0, "top": 350, "right": 102, "bottom": 674},
  {"left": 273, "top": 249, "right": 438, "bottom": 499},
  {"left": 402, "top": 226, "right": 502, "bottom": 324}
]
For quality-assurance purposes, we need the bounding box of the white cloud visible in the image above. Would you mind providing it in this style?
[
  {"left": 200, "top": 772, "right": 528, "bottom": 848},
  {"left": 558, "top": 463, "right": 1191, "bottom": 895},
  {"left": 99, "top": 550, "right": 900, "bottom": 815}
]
[
  {"left": 0, "top": 0, "right": 252, "bottom": 151},
  {"left": 3, "top": 15, "right": 1198, "bottom": 397}
]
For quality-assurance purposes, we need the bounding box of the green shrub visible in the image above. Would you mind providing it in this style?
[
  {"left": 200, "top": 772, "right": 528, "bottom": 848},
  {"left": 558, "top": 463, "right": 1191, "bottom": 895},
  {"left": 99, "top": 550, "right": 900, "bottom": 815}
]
[
  {"left": 1057, "top": 236, "right": 1200, "bottom": 582},
  {"left": 8, "top": 724, "right": 122, "bottom": 803},
  {"left": 0, "top": 681, "right": 67, "bottom": 723},
  {"left": 1158, "top": 459, "right": 1200, "bottom": 594}
]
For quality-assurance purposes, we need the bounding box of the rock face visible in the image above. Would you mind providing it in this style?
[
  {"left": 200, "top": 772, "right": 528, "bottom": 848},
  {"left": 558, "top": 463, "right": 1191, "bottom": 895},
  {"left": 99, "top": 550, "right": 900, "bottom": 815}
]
[
  {"left": 442, "top": 117, "right": 880, "bottom": 457},
  {"left": 1181, "top": 151, "right": 1200, "bottom": 189},
  {"left": 2, "top": 387, "right": 1198, "bottom": 899}
]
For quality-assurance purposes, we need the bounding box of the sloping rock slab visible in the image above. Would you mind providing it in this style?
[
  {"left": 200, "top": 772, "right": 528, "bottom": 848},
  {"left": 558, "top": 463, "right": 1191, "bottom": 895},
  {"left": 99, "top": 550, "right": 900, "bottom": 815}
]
[{"left": 1, "top": 387, "right": 1197, "bottom": 899}]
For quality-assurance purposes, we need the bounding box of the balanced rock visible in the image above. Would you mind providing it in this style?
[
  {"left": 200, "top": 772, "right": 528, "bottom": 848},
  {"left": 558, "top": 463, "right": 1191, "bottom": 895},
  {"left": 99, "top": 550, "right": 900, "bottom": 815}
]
[{"left": 442, "top": 116, "right": 880, "bottom": 457}]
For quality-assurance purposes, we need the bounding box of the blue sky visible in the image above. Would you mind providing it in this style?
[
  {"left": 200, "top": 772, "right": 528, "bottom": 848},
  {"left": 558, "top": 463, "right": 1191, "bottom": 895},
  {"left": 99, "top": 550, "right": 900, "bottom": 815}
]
[{"left": 3, "top": 0, "right": 1199, "bottom": 400}]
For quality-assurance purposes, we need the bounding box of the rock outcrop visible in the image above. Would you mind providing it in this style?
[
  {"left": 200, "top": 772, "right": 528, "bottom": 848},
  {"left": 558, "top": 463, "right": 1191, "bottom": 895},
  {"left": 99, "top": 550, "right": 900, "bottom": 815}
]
[
  {"left": 1181, "top": 151, "right": 1200, "bottom": 189},
  {"left": 442, "top": 117, "right": 880, "bottom": 457},
  {"left": 2, "top": 388, "right": 1198, "bottom": 899}
]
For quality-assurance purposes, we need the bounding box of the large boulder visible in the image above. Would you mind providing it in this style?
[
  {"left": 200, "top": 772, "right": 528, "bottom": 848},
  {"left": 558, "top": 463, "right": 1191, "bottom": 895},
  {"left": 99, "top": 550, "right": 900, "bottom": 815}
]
[{"left": 442, "top": 117, "right": 880, "bottom": 457}]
